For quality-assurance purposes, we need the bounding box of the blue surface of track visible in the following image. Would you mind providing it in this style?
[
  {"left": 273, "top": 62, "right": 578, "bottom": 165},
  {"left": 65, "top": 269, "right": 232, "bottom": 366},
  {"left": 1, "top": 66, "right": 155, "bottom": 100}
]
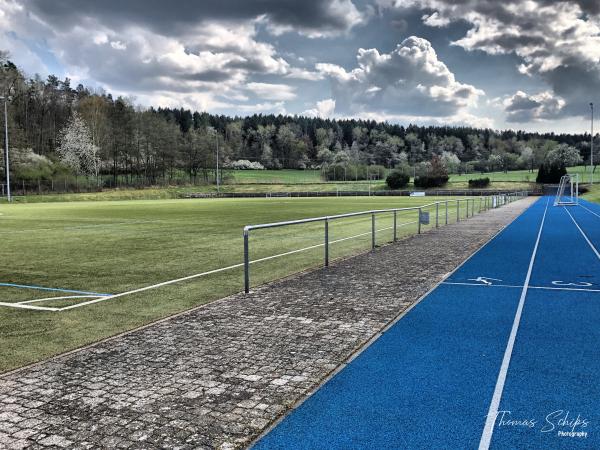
[{"left": 254, "top": 197, "right": 600, "bottom": 449}]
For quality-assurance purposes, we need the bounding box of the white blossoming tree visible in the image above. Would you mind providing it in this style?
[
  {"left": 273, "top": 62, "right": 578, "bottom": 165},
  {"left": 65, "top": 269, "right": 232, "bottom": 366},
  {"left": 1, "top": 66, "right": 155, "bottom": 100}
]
[
  {"left": 545, "top": 143, "right": 582, "bottom": 168},
  {"left": 57, "top": 112, "right": 101, "bottom": 182},
  {"left": 440, "top": 151, "right": 461, "bottom": 174}
]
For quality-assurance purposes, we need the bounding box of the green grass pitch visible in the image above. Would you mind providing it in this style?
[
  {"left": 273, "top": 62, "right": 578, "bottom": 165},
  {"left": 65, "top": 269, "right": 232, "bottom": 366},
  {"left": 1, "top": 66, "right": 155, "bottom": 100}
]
[{"left": 0, "top": 195, "right": 475, "bottom": 372}]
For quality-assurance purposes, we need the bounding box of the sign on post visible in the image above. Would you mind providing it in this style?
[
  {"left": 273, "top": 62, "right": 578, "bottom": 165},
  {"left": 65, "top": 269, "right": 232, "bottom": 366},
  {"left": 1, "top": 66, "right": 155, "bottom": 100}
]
[{"left": 419, "top": 210, "right": 430, "bottom": 225}]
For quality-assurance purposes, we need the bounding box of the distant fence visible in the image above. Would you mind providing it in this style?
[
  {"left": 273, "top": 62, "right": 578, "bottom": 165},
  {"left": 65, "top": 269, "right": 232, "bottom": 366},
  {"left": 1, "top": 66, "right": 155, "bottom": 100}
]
[
  {"left": 1, "top": 176, "right": 216, "bottom": 196},
  {"left": 185, "top": 188, "right": 541, "bottom": 199}
]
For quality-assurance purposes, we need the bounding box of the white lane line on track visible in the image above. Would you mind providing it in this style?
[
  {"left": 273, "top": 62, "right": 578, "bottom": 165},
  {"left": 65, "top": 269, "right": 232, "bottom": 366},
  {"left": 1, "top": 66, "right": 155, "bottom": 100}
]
[
  {"left": 579, "top": 203, "right": 600, "bottom": 219},
  {"left": 442, "top": 281, "right": 600, "bottom": 293},
  {"left": 479, "top": 197, "right": 549, "bottom": 450},
  {"left": 564, "top": 207, "right": 600, "bottom": 260}
]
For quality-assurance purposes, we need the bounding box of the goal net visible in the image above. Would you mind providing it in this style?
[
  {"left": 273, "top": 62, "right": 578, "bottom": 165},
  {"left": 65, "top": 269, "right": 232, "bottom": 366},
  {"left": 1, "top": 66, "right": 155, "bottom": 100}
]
[{"left": 553, "top": 174, "right": 579, "bottom": 206}]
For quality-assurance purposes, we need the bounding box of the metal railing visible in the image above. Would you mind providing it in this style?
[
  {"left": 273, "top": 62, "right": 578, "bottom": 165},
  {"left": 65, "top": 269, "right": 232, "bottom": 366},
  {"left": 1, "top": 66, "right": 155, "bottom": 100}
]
[{"left": 242, "top": 192, "right": 528, "bottom": 292}]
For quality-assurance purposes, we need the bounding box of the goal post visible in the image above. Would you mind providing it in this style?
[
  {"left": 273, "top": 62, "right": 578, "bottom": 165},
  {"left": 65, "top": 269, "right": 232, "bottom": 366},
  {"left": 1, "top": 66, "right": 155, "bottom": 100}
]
[{"left": 554, "top": 174, "right": 579, "bottom": 206}]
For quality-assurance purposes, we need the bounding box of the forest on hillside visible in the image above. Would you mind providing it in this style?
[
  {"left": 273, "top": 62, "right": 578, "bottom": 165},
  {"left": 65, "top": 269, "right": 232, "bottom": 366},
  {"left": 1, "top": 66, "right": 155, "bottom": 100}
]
[{"left": 1, "top": 51, "right": 598, "bottom": 190}]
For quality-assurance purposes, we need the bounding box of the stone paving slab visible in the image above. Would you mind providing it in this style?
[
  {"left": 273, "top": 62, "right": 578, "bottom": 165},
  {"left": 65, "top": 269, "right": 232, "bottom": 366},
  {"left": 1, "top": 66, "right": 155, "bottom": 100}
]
[{"left": 0, "top": 198, "right": 536, "bottom": 449}]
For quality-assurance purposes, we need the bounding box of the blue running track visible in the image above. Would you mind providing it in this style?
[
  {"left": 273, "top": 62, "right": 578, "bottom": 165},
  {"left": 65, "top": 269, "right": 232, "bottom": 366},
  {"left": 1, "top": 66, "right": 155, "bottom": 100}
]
[{"left": 254, "top": 197, "right": 600, "bottom": 449}]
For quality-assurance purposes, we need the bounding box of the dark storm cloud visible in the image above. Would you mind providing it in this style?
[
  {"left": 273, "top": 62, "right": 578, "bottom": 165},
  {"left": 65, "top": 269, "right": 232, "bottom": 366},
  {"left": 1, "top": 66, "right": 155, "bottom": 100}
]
[
  {"left": 544, "top": 65, "right": 600, "bottom": 117},
  {"left": 179, "top": 70, "right": 233, "bottom": 83},
  {"left": 505, "top": 95, "right": 540, "bottom": 112},
  {"left": 25, "top": 0, "right": 364, "bottom": 37},
  {"left": 1, "top": 0, "right": 366, "bottom": 112}
]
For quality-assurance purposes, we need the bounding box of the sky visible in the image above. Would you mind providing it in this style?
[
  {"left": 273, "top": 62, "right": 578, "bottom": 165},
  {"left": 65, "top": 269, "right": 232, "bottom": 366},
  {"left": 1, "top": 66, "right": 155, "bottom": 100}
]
[{"left": 1, "top": 0, "right": 599, "bottom": 133}]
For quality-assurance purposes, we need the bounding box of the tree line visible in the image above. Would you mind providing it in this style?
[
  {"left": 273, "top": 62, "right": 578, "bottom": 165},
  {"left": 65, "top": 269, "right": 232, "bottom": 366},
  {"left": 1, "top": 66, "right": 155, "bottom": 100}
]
[{"left": 1, "top": 51, "right": 598, "bottom": 191}]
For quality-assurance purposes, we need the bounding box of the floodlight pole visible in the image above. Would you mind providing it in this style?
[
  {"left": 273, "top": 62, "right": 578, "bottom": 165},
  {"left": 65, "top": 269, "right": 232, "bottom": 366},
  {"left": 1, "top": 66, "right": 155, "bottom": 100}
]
[
  {"left": 1, "top": 96, "right": 9, "bottom": 202},
  {"left": 215, "top": 132, "right": 220, "bottom": 193},
  {"left": 591, "top": 103, "right": 594, "bottom": 185}
]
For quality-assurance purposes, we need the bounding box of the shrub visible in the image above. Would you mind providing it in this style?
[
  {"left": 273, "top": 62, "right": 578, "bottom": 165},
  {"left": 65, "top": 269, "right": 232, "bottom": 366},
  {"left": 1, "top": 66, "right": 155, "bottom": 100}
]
[
  {"left": 468, "top": 177, "right": 490, "bottom": 188},
  {"left": 386, "top": 170, "right": 410, "bottom": 189},
  {"left": 10, "top": 147, "right": 55, "bottom": 181},
  {"left": 536, "top": 163, "right": 567, "bottom": 183},
  {"left": 230, "top": 160, "right": 265, "bottom": 170},
  {"left": 413, "top": 174, "right": 449, "bottom": 188}
]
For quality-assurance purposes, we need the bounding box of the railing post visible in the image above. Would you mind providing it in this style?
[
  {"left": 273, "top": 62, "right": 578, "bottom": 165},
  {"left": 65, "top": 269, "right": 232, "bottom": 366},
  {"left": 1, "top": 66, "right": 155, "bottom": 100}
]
[
  {"left": 456, "top": 200, "right": 460, "bottom": 222},
  {"left": 435, "top": 202, "right": 439, "bottom": 228},
  {"left": 445, "top": 200, "right": 448, "bottom": 225},
  {"left": 324, "top": 218, "right": 329, "bottom": 267},
  {"left": 244, "top": 229, "right": 250, "bottom": 293},
  {"left": 393, "top": 210, "right": 397, "bottom": 242},
  {"left": 418, "top": 208, "right": 422, "bottom": 234},
  {"left": 371, "top": 213, "right": 376, "bottom": 249}
]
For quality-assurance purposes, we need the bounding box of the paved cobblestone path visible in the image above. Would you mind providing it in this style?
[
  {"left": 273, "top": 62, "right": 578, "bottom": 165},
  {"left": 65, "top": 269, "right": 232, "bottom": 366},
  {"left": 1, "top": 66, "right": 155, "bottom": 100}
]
[{"left": 0, "top": 199, "right": 535, "bottom": 449}]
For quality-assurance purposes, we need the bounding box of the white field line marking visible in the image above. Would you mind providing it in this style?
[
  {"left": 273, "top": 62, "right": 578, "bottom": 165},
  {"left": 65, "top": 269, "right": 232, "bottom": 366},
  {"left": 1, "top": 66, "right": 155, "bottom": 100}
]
[
  {"left": 19, "top": 295, "right": 103, "bottom": 305},
  {"left": 479, "top": 198, "right": 549, "bottom": 450},
  {"left": 564, "top": 207, "right": 600, "bottom": 260},
  {"left": 442, "top": 281, "right": 600, "bottom": 293},
  {"left": 0, "top": 220, "right": 163, "bottom": 235},
  {"left": 579, "top": 203, "right": 600, "bottom": 219},
  {"left": 0, "top": 301, "right": 59, "bottom": 311},
  {"left": 0, "top": 282, "right": 108, "bottom": 296},
  {"left": 54, "top": 223, "right": 417, "bottom": 311},
  {"left": 0, "top": 222, "right": 414, "bottom": 311}
]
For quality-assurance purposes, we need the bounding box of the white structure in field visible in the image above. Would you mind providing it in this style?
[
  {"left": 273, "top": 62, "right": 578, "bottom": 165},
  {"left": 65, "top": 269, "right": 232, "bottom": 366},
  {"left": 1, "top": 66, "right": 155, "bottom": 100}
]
[{"left": 554, "top": 174, "right": 579, "bottom": 206}]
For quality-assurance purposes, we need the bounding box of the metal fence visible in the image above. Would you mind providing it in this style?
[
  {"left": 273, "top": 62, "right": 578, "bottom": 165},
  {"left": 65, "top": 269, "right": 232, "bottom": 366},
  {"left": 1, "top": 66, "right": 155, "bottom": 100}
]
[{"left": 242, "top": 192, "right": 528, "bottom": 292}]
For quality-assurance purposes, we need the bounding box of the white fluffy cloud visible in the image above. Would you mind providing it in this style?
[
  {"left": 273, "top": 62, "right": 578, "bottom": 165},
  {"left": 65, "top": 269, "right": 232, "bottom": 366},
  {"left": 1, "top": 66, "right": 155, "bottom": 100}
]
[
  {"left": 246, "top": 82, "right": 297, "bottom": 101},
  {"left": 385, "top": 0, "right": 600, "bottom": 120},
  {"left": 350, "top": 110, "right": 494, "bottom": 128},
  {"left": 302, "top": 98, "right": 336, "bottom": 117},
  {"left": 503, "top": 91, "right": 566, "bottom": 123},
  {"left": 316, "top": 36, "right": 484, "bottom": 119}
]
